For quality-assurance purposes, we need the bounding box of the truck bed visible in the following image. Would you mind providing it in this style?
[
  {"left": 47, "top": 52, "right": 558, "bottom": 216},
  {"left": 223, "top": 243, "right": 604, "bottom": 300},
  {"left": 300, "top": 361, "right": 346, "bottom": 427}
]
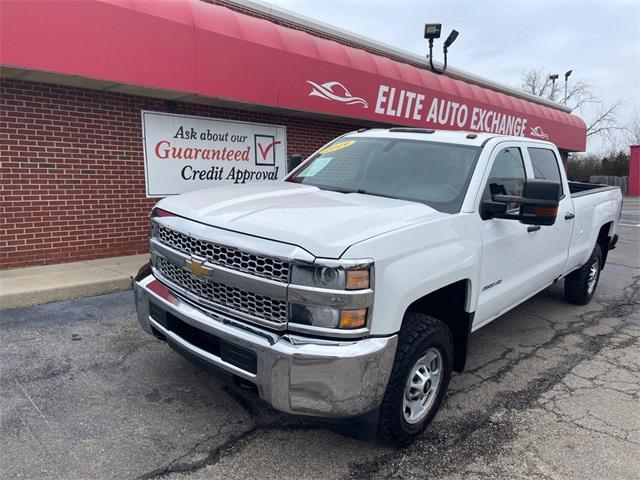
[{"left": 568, "top": 181, "right": 619, "bottom": 198}]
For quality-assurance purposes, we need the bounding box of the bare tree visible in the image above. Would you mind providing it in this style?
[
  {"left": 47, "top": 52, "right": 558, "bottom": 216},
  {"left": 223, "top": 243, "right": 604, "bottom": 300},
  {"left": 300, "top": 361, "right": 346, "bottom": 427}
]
[
  {"left": 519, "top": 68, "right": 621, "bottom": 139},
  {"left": 521, "top": 68, "right": 556, "bottom": 99},
  {"left": 587, "top": 100, "right": 624, "bottom": 139}
]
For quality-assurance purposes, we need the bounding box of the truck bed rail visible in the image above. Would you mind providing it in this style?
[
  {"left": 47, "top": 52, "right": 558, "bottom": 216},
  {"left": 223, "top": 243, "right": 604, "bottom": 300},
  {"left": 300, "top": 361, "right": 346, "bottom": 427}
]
[{"left": 568, "top": 181, "right": 619, "bottom": 198}]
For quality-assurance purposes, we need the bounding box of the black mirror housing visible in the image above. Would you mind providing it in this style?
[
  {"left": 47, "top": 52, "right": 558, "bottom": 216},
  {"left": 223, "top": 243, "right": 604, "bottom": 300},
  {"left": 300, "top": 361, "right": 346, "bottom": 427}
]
[
  {"left": 484, "top": 179, "right": 561, "bottom": 226},
  {"left": 289, "top": 154, "right": 303, "bottom": 173},
  {"left": 482, "top": 200, "right": 507, "bottom": 216},
  {"left": 522, "top": 178, "right": 561, "bottom": 203},
  {"left": 519, "top": 179, "right": 561, "bottom": 226}
]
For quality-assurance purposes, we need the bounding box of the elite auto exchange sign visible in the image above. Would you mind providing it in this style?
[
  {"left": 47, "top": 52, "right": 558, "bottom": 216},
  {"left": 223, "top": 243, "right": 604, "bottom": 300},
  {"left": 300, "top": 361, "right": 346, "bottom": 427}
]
[{"left": 142, "top": 111, "right": 286, "bottom": 197}]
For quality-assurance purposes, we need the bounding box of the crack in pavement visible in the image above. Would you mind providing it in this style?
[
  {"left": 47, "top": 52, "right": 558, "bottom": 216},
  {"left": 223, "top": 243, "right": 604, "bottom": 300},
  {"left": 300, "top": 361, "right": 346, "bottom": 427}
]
[
  {"left": 345, "top": 275, "right": 640, "bottom": 479},
  {"left": 135, "top": 384, "right": 321, "bottom": 479},
  {"left": 136, "top": 423, "right": 322, "bottom": 479},
  {"left": 448, "top": 282, "right": 636, "bottom": 399},
  {"left": 134, "top": 274, "right": 639, "bottom": 480}
]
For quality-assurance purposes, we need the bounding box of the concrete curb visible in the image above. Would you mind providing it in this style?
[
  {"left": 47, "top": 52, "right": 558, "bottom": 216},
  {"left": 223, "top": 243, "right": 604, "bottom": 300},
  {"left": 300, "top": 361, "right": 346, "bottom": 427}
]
[
  {"left": 0, "top": 277, "right": 134, "bottom": 310},
  {"left": 0, "top": 254, "right": 148, "bottom": 309}
]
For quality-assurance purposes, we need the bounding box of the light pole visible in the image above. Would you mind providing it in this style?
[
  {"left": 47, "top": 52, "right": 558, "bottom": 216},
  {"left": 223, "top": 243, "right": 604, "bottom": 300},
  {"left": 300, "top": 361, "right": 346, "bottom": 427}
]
[
  {"left": 563, "top": 70, "right": 573, "bottom": 105},
  {"left": 548, "top": 74, "right": 559, "bottom": 101}
]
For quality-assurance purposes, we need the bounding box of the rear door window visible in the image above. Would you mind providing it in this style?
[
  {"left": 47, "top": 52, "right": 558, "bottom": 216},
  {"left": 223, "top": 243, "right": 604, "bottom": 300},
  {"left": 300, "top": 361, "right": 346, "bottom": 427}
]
[{"left": 528, "top": 148, "right": 563, "bottom": 194}]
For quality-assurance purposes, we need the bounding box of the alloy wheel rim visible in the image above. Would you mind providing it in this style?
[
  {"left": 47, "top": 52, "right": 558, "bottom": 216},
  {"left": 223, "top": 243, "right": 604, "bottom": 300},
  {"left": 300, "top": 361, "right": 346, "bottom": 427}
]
[{"left": 402, "top": 348, "right": 443, "bottom": 424}]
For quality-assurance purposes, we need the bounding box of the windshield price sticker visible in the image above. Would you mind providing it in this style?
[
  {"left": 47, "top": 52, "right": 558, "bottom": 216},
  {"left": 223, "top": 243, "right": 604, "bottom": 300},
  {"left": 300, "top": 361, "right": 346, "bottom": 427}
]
[{"left": 319, "top": 140, "right": 355, "bottom": 155}]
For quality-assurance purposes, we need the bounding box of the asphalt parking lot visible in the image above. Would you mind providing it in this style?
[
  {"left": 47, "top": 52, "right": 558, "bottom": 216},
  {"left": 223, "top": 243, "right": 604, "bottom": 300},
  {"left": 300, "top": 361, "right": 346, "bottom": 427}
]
[{"left": 1, "top": 198, "right": 638, "bottom": 480}]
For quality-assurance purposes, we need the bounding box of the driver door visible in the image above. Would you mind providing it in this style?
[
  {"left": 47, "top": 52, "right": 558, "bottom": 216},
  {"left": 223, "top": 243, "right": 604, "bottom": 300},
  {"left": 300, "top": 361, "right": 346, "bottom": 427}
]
[{"left": 474, "top": 143, "right": 541, "bottom": 328}]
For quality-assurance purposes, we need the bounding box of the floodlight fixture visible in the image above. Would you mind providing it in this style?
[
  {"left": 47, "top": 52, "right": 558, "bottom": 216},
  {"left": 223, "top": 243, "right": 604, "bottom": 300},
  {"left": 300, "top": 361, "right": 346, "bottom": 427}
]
[
  {"left": 425, "top": 24, "right": 459, "bottom": 74},
  {"left": 424, "top": 24, "right": 442, "bottom": 40},
  {"left": 563, "top": 70, "right": 573, "bottom": 104},
  {"left": 443, "top": 29, "right": 459, "bottom": 50}
]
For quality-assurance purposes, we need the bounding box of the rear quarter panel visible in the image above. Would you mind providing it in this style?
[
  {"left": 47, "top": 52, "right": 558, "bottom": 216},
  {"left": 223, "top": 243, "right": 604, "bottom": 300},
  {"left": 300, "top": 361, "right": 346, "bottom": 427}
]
[{"left": 566, "top": 188, "right": 621, "bottom": 273}]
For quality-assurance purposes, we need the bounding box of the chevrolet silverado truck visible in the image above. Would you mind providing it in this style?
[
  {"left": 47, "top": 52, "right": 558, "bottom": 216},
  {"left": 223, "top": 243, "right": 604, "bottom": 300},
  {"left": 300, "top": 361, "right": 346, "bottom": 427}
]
[{"left": 134, "top": 128, "right": 622, "bottom": 444}]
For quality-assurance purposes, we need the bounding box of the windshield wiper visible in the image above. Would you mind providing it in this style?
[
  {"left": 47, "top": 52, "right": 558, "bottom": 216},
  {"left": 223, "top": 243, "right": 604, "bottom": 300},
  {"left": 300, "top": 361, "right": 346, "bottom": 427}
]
[
  {"left": 315, "top": 184, "right": 355, "bottom": 194},
  {"left": 352, "top": 189, "right": 401, "bottom": 200},
  {"left": 304, "top": 184, "right": 402, "bottom": 201}
]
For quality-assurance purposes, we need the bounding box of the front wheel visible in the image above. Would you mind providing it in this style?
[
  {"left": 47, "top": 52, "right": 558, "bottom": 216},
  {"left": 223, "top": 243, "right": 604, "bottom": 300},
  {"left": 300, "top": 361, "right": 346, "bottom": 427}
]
[
  {"left": 564, "top": 244, "right": 602, "bottom": 305},
  {"left": 377, "top": 312, "right": 453, "bottom": 446}
]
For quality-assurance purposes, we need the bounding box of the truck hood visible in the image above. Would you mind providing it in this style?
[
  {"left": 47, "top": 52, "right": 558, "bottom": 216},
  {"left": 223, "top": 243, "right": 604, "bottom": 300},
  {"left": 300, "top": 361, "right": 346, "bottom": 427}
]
[{"left": 156, "top": 182, "right": 445, "bottom": 258}]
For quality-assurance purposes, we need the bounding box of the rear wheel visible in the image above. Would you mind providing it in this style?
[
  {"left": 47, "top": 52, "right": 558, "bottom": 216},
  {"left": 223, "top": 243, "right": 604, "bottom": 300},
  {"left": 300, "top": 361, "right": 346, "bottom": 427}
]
[
  {"left": 378, "top": 312, "right": 453, "bottom": 446},
  {"left": 564, "top": 244, "right": 602, "bottom": 305}
]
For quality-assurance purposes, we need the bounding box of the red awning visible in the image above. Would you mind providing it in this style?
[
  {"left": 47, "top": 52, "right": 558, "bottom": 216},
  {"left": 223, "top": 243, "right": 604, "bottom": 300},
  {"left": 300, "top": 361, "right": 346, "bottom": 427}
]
[{"left": 0, "top": 0, "right": 587, "bottom": 151}]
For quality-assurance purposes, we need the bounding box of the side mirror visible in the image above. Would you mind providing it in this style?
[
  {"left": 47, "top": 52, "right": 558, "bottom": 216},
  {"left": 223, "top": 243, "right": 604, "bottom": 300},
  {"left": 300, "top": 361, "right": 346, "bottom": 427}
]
[
  {"left": 484, "top": 179, "right": 561, "bottom": 226},
  {"left": 289, "top": 154, "right": 303, "bottom": 173}
]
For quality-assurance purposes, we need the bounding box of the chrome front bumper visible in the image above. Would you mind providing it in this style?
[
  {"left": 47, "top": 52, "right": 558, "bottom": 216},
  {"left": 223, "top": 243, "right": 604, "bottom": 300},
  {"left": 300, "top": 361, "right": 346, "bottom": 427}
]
[{"left": 134, "top": 274, "right": 397, "bottom": 418}]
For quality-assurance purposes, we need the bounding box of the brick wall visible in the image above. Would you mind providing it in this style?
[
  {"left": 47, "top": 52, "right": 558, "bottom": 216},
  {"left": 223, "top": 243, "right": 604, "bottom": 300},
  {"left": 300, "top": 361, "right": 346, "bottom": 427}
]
[{"left": 0, "top": 78, "right": 357, "bottom": 269}]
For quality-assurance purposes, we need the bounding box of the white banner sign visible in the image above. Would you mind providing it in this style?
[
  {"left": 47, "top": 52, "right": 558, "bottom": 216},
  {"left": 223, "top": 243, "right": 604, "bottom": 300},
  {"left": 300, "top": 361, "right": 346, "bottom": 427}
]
[{"left": 142, "top": 111, "right": 287, "bottom": 197}]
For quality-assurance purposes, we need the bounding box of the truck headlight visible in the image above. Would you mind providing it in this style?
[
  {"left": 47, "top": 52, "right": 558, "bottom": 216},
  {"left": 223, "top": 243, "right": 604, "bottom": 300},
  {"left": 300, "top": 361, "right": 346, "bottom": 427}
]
[
  {"left": 291, "top": 261, "right": 371, "bottom": 290},
  {"left": 290, "top": 304, "right": 368, "bottom": 330},
  {"left": 289, "top": 259, "right": 373, "bottom": 333}
]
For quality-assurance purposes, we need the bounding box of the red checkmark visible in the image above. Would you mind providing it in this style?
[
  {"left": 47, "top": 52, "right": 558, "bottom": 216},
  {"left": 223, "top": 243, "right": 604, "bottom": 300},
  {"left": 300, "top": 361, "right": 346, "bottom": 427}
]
[{"left": 258, "top": 140, "right": 281, "bottom": 160}]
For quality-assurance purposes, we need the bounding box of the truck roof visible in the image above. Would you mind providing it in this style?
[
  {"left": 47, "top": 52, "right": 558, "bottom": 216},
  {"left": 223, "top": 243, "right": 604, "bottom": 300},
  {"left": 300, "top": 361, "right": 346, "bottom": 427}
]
[{"left": 347, "top": 128, "right": 555, "bottom": 148}]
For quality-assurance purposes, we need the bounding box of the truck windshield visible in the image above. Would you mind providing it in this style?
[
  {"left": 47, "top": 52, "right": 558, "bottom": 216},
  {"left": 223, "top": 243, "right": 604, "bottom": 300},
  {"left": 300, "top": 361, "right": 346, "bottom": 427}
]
[{"left": 286, "top": 137, "right": 481, "bottom": 213}]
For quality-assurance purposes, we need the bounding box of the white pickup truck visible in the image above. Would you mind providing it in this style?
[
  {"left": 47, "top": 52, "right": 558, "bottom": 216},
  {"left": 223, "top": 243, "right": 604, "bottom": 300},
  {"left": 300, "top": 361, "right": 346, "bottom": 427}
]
[{"left": 134, "top": 129, "right": 622, "bottom": 444}]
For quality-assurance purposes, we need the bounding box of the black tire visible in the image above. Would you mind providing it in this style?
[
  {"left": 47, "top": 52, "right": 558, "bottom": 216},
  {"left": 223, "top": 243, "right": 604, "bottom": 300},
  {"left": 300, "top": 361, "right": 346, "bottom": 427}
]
[
  {"left": 564, "top": 244, "right": 602, "bottom": 305},
  {"left": 378, "top": 312, "right": 453, "bottom": 446}
]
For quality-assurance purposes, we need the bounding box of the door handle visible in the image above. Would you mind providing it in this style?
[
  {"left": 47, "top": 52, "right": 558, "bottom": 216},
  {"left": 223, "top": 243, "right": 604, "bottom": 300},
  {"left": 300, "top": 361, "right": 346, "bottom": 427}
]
[
  {"left": 565, "top": 212, "right": 575, "bottom": 220},
  {"left": 527, "top": 225, "right": 541, "bottom": 233}
]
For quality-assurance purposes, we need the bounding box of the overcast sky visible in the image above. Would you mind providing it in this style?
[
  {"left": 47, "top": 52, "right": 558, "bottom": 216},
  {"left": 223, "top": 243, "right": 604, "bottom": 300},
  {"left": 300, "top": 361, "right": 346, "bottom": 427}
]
[{"left": 264, "top": 0, "right": 640, "bottom": 154}]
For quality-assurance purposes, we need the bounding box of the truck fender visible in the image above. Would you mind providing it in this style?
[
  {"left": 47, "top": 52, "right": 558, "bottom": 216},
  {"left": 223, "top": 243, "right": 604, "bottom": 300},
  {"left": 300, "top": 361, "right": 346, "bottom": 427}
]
[{"left": 403, "top": 279, "right": 474, "bottom": 372}]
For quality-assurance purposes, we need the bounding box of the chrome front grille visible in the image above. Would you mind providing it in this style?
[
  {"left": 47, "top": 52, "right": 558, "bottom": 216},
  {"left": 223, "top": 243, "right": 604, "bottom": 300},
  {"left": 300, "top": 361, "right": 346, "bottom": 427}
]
[
  {"left": 155, "top": 257, "right": 288, "bottom": 323},
  {"left": 155, "top": 224, "right": 290, "bottom": 282}
]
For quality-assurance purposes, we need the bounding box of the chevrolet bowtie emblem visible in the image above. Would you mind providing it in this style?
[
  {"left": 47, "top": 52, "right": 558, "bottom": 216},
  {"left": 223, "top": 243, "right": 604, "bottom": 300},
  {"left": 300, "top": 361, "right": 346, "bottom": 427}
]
[{"left": 185, "top": 257, "right": 210, "bottom": 277}]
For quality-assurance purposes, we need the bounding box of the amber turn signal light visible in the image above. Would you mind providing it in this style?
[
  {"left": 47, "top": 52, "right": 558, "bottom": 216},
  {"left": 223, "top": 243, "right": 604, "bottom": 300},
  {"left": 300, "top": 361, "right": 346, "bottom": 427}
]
[
  {"left": 345, "top": 269, "right": 370, "bottom": 290},
  {"left": 339, "top": 309, "right": 368, "bottom": 329},
  {"left": 533, "top": 206, "right": 558, "bottom": 216}
]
